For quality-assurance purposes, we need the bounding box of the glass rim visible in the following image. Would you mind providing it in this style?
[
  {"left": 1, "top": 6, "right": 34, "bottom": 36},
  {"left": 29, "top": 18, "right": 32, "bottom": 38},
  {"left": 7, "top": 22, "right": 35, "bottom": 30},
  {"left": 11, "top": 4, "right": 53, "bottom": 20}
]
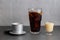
[
  {"left": 28, "top": 8, "right": 42, "bottom": 13},
  {"left": 28, "top": 8, "right": 42, "bottom": 10}
]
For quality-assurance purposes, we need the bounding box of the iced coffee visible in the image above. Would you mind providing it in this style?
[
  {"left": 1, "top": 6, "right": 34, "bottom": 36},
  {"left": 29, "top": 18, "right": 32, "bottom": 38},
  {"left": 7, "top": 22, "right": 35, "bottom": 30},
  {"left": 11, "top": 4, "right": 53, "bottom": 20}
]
[{"left": 28, "top": 8, "right": 42, "bottom": 34}]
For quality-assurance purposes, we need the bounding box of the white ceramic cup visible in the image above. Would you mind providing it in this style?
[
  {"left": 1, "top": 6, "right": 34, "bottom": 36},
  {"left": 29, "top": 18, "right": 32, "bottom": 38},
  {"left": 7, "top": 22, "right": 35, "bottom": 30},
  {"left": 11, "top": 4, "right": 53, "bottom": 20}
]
[{"left": 11, "top": 23, "right": 23, "bottom": 34}]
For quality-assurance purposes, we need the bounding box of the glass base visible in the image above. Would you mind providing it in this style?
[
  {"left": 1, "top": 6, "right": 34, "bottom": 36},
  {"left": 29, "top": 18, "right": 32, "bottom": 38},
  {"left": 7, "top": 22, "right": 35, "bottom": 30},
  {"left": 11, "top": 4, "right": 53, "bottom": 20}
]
[
  {"left": 46, "top": 32, "right": 53, "bottom": 35},
  {"left": 30, "top": 31, "right": 40, "bottom": 34}
]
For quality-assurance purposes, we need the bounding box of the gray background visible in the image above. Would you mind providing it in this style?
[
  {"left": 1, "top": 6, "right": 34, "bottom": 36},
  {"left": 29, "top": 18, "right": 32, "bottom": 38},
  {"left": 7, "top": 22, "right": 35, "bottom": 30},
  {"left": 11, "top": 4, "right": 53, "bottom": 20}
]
[{"left": 0, "top": 0, "right": 60, "bottom": 26}]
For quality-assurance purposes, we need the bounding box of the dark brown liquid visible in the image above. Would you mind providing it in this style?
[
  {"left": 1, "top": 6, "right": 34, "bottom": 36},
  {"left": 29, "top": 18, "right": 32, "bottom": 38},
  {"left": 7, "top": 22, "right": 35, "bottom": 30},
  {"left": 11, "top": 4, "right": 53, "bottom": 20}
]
[{"left": 29, "top": 11, "right": 42, "bottom": 32}]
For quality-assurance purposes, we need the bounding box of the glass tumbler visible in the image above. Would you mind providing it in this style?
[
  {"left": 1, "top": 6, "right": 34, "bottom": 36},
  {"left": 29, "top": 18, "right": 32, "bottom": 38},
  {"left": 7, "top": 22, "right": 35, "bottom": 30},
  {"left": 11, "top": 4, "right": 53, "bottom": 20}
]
[{"left": 28, "top": 8, "right": 43, "bottom": 34}]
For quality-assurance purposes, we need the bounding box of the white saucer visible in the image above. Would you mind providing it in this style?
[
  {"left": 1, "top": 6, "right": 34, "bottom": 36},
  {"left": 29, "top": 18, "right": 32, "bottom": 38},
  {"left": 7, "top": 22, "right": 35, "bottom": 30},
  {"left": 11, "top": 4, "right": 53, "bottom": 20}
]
[{"left": 9, "top": 31, "right": 26, "bottom": 35}]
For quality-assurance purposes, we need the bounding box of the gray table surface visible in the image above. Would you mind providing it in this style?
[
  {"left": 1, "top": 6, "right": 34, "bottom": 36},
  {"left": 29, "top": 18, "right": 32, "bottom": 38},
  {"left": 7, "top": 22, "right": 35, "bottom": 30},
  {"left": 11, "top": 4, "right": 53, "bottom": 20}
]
[{"left": 0, "top": 26, "right": 60, "bottom": 40}]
